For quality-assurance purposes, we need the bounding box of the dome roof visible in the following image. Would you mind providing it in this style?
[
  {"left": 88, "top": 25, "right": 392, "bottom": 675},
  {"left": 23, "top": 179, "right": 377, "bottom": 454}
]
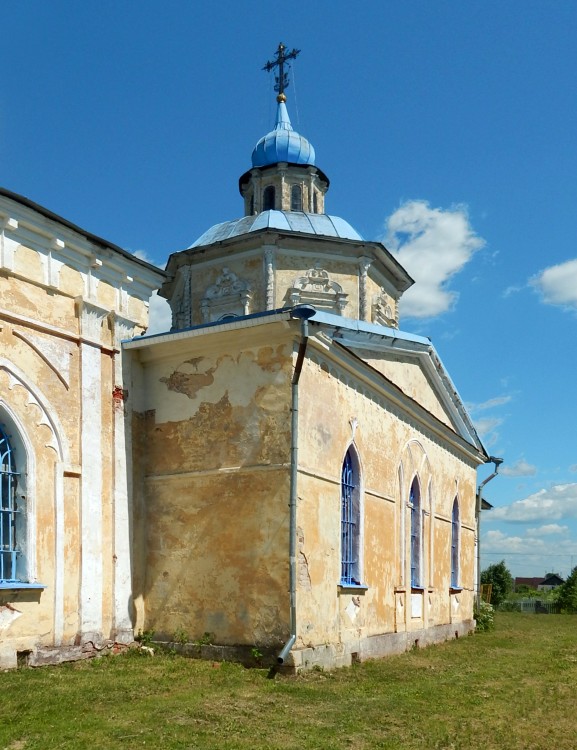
[
  {"left": 189, "top": 210, "right": 362, "bottom": 248},
  {"left": 251, "top": 100, "right": 315, "bottom": 168}
]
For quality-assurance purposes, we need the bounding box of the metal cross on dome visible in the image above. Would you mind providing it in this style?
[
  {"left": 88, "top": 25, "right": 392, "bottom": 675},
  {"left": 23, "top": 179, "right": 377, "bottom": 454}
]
[{"left": 262, "top": 42, "right": 300, "bottom": 99}]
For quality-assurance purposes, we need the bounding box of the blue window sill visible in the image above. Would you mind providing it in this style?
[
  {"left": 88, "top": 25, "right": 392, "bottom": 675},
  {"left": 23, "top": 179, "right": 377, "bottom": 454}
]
[
  {"left": 338, "top": 582, "right": 369, "bottom": 592},
  {"left": 0, "top": 582, "right": 46, "bottom": 590},
  {"left": 411, "top": 586, "right": 425, "bottom": 591},
  {"left": 450, "top": 586, "right": 463, "bottom": 592}
]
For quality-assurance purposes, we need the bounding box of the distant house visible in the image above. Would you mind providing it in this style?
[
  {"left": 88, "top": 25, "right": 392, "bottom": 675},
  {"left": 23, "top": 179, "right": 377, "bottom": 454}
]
[
  {"left": 514, "top": 574, "right": 564, "bottom": 592},
  {"left": 538, "top": 574, "right": 564, "bottom": 591}
]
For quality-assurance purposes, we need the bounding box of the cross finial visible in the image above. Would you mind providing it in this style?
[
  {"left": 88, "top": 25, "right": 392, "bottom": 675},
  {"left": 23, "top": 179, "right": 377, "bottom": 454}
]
[{"left": 263, "top": 42, "right": 300, "bottom": 102}]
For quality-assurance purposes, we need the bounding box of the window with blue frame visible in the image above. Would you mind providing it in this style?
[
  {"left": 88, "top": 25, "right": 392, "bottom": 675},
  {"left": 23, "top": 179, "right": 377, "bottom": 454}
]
[
  {"left": 410, "top": 478, "right": 422, "bottom": 588},
  {"left": 0, "top": 423, "right": 25, "bottom": 583},
  {"left": 340, "top": 448, "right": 361, "bottom": 586},
  {"left": 451, "top": 497, "right": 460, "bottom": 587}
]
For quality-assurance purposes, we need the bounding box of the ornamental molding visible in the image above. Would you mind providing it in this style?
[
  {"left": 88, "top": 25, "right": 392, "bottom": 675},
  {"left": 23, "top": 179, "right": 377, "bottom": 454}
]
[
  {"left": 201, "top": 267, "right": 252, "bottom": 323},
  {"left": 75, "top": 298, "right": 109, "bottom": 342},
  {"left": 288, "top": 263, "right": 348, "bottom": 313},
  {"left": 12, "top": 329, "right": 73, "bottom": 390},
  {"left": 372, "top": 288, "right": 396, "bottom": 327},
  {"left": 264, "top": 248, "right": 275, "bottom": 310},
  {"left": 0, "top": 359, "right": 68, "bottom": 461}
]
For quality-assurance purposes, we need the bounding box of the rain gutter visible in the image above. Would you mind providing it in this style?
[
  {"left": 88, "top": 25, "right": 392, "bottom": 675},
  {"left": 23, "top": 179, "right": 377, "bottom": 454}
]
[
  {"left": 476, "top": 456, "right": 503, "bottom": 604},
  {"left": 277, "top": 305, "right": 316, "bottom": 666}
]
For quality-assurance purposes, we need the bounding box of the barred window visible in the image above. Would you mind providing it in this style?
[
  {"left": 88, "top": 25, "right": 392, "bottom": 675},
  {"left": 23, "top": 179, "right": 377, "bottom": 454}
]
[
  {"left": 341, "top": 448, "right": 362, "bottom": 586},
  {"left": 451, "top": 498, "right": 460, "bottom": 587},
  {"left": 410, "top": 478, "right": 422, "bottom": 588},
  {"left": 0, "top": 424, "right": 24, "bottom": 583}
]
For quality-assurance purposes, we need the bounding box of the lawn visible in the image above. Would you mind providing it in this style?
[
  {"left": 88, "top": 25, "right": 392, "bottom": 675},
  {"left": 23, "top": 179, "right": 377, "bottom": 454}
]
[{"left": 1, "top": 613, "right": 576, "bottom": 750}]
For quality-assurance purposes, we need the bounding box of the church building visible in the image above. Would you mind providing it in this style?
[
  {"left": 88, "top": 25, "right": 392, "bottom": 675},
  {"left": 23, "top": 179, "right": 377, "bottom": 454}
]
[{"left": 0, "top": 46, "right": 488, "bottom": 671}]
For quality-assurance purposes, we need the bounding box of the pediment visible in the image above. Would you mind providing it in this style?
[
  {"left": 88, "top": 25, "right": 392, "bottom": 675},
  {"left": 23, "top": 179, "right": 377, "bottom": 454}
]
[{"left": 323, "top": 320, "right": 484, "bottom": 454}]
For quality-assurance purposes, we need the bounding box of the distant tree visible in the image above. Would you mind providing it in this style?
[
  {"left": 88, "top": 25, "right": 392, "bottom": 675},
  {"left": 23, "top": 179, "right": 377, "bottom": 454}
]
[
  {"left": 555, "top": 567, "right": 577, "bottom": 613},
  {"left": 481, "top": 560, "right": 513, "bottom": 606}
]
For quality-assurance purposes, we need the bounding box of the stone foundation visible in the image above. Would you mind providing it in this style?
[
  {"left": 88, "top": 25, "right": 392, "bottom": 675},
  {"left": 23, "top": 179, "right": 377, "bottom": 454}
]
[
  {"left": 287, "top": 620, "right": 476, "bottom": 673},
  {"left": 0, "top": 640, "right": 132, "bottom": 670}
]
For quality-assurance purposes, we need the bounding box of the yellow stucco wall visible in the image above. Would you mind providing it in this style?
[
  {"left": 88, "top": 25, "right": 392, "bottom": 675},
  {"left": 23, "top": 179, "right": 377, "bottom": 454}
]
[
  {"left": 132, "top": 331, "right": 295, "bottom": 646},
  {"left": 134, "top": 320, "right": 480, "bottom": 669},
  {"left": 294, "top": 348, "right": 477, "bottom": 663}
]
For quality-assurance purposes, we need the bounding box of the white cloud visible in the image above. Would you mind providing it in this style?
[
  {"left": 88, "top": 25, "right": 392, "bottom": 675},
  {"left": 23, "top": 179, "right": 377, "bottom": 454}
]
[
  {"left": 468, "top": 395, "right": 512, "bottom": 412},
  {"left": 480, "top": 527, "right": 576, "bottom": 578},
  {"left": 130, "top": 250, "right": 171, "bottom": 335},
  {"left": 480, "top": 525, "right": 577, "bottom": 578},
  {"left": 500, "top": 459, "right": 537, "bottom": 478},
  {"left": 147, "top": 291, "right": 172, "bottom": 334},
  {"left": 483, "top": 529, "right": 528, "bottom": 553},
  {"left": 531, "top": 258, "right": 577, "bottom": 309},
  {"left": 526, "top": 524, "right": 569, "bottom": 536},
  {"left": 474, "top": 416, "right": 503, "bottom": 437},
  {"left": 133, "top": 249, "right": 162, "bottom": 268},
  {"left": 383, "top": 200, "right": 485, "bottom": 318},
  {"left": 489, "top": 483, "right": 577, "bottom": 523}
]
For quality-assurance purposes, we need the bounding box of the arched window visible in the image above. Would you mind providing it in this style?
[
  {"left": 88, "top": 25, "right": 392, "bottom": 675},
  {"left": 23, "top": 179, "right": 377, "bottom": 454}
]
[
  {"left": 313, "top": 191, "right": 318, "bottom": 213},
  {"left": 263, "top": 186, "right": 275, "bottom": 211},
  {"left": 410, "top": 478, "right": 422, "bottom": 588},
  {"left": 341, "top": 448, "right": 361, "bottom": 585},
  {"left": 0, "top": 422, "right": 25, "bottom": 583},
  {"left": 290, "top": 184, "right": 302, "bottom": 212},
  {"left": 451, "top": 498, "right": 460, "bottom": 587}
]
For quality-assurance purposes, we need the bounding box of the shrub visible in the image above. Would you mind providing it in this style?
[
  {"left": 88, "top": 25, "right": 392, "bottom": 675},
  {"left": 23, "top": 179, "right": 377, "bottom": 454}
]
[{"left": 474, "top": 601, "right": 495, "bottom": 632}]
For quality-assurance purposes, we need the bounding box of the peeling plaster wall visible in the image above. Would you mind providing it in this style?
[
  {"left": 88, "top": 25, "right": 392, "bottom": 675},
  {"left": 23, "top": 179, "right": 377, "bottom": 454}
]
[
  {"left": 132, "top": 331, "right": 295, "bottom": 647},
  {"left": 130, "top": 319, "right": 479, "bottom": 671},
  {"left": 293, "top": 347, "right": 478, "bottom": 668}
]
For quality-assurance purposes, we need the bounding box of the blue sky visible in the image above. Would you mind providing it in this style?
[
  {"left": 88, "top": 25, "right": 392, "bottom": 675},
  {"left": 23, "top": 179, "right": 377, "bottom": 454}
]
[{"left": 2, "top": 2, "right": 576, "bottom": 578}]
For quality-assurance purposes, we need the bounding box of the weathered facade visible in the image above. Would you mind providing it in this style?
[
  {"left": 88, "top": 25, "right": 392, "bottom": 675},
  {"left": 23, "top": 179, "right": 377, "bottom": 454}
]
[
  {"left": 125, "top": 85, "right": 487, "bottom": 671},
  {"left": 0, "top": 69, "right": 487, "bottom": 672},
  {"left": 0, "top": 189, "right": 164, "bottom": 667}
]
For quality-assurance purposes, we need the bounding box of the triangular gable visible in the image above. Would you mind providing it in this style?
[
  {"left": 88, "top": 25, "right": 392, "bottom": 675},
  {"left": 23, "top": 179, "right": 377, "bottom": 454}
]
[{"left": 307, "top": 310, "right": 486, "bottom": 456}]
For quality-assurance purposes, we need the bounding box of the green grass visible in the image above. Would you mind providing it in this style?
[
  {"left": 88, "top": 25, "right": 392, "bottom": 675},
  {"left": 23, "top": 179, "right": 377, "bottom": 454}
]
[{"left": 2, "top": 613, "right": 576, "bottom": 749}]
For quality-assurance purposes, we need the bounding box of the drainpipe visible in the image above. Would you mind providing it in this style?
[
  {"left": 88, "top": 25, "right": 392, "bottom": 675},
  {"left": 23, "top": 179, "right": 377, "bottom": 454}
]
[
  {"left": 476, "top": 456, "right": 503, "bottom": 605},
  {"left": 277, "top": 305, "right": 316, "bottom": 666}
]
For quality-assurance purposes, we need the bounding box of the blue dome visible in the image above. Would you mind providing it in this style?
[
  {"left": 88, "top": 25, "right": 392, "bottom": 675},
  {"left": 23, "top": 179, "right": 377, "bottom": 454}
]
[
  {"left": 251, "top": 101, "right": 315, "bottom": 168},
  {"left": 189, "top": 211, "right": 362, "bottom": 248}
]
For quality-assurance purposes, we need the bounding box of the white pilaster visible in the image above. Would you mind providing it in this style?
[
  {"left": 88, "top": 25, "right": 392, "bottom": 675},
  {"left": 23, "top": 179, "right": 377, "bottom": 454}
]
[
  {"left": 77, "top": 300, "right": 108, "bottom": 639},
  {"left": 111, "top": 315, "right": 137, "bottom": 641}
]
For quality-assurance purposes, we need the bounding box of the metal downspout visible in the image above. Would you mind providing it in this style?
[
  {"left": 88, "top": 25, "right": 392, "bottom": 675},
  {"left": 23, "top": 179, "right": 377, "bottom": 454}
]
[
  {"left": 278, "top": 306, "right": 315, "bottom": 665},
  {"left": 476, "top": 456, "right": 503, "bottom": 605}
]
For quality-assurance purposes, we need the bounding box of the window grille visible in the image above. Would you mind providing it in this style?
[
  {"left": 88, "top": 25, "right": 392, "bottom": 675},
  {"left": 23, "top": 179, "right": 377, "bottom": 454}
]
[
  {"left": 410, "top": 479, "right": 421, "bottom": 587},
  {"left": 451, "top": 498, "right": 459, "bottom": 587},
  {"left": 263, "top": 186, "right": 275, "bottom": 211},
  {"left": 0, "top": 425, "right": 21, "bottom": 583},
  {"left": 341, "top": 449, "right": 359, "bottom": 585},
  {"left": 290, "top": 184, "right": 302, "bottom": 212}
]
